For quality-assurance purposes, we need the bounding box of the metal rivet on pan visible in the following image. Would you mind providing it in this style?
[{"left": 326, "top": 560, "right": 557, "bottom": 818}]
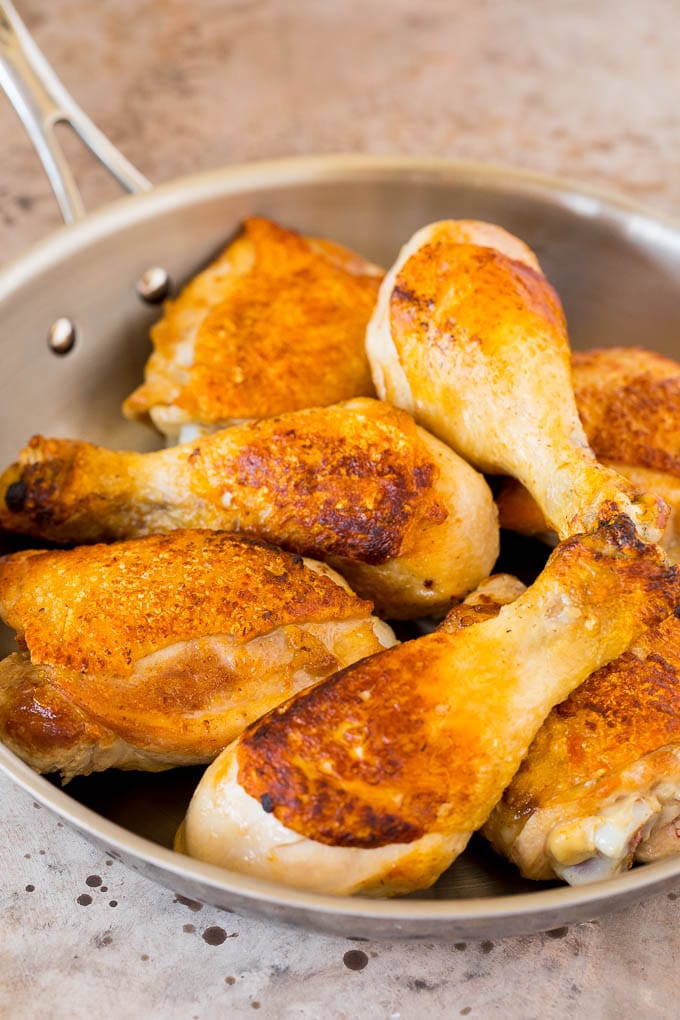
[
  {"left": 47, "top": 317, "right": 76, "bottom": 355},
  {"left": 136, "top": 266, "right": 170, "bottom": 303}
]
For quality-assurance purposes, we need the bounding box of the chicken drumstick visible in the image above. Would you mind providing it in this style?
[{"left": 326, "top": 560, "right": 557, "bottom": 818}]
[
  {"left": 178, "top": 516, "right": 678, "bottom": 897},
  {"left": 365, "top": 220, "right": 667, "bottom": 543},
  {"left": 0, "top": 399, "right": 498, "bottom": 619}
]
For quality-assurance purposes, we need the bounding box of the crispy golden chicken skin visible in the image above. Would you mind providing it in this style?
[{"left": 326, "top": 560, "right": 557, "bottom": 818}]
[
  {"left": 0, "top": 531, "right": 395, "bottom": 781},
  {"left": 366, "top": 221, "right": 667, "bottom": 544},
  {"left": 435, "top": 567, "right": 680, "bottom": 885},
  {"left": 497, "top": 347, "right": 680, "bottom": 560},
  {"left": 485, "top": 608, "right": 680, "bottom": 883},
  {"left": 0, "top": 399, "right": 499, "bottom": 618},
  {"left": 123, "top": 217, "right": 383, "bottom": 441},
  {"left": 179, "top": 516, "right": 678, "bottom": 897}
]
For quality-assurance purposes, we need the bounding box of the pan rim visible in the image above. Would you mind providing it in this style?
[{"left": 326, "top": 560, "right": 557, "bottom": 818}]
[
  {"left": 3, "top": 152, "right": 680, "bottom": 299},
  {"left": 4, "top": 737, "right": 680, "bottom": 933}
]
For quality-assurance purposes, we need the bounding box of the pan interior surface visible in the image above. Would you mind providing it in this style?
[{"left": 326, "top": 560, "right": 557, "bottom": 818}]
[{"left": 1, "top": 156, "right": 680, "bottom": 937}]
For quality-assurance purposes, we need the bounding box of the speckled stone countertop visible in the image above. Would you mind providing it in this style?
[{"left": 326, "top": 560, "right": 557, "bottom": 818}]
[{"left": 2, "top": 1, "right": 680, "bottom": 1017}]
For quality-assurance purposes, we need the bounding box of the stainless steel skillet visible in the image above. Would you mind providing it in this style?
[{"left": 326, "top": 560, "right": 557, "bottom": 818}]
[{"left": 1, "top": 0, "right": 680, "bottom": 940}]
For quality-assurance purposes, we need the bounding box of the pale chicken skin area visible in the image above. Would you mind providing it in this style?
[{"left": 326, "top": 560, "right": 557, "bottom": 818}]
[
  {"left": 179, "top": 517, "right": 678, "bottom": 897},
  {"left": 0, "top": 399, "right": 499, "bottom": 619},
  {"left": 365, "top": 220, "right": 667, "bottom": 545},
  {"left": 489, "top": 749, "right": 680, "bottom": 885},
  {"left": 0, "top": 617, "right": 395, "bottom": 783}
]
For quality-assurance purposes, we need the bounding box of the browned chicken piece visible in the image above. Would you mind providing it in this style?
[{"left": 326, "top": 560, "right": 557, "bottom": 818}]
[
  {"left": 0, "top": 530, "right": 395, "bottom": 782},
  {"left": 366, "top": 221, "right": 667, "bottom": 544},
  {"left": 485, "top": 607, "right": 680, "bottom": 884},
  {"left": 177, "top": 516, "right": 678, "bottom": 897},
  {"left": 435, "top": 570, "right": 680, "bottom": 884},
  {"left": 497, "top": 346, "right": 680, "bottom": 561},
  {"left": 0, "top": 399, "right": 499, "bottom": 619},
  {"left": 122, "top": 217, "right": 383, "bottom": 442},
  {"left": 438, "top": 573, "right": 526, "bottom": 631}
]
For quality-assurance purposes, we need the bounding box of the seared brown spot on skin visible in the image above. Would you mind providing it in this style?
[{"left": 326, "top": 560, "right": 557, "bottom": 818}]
[
  {"left": 0, "top": 531, "right": 370, "bottom": 675},
  {"left": 193, "top": 404, "right": 446, "bottom": 565},
  {"left": 5, "top": 481, "right": 27, "bottom": 513},
  {"left": 238, "top": 632, "right": 492, "bottom": 848},
  {"left": 390, "top": 243, "right": 568, "bottom": 369},
  {"left": 391, "top": 284, "right": 426, "bottom": 307},
  {"left": 11, "top": 463, "right": 65, "bottom": 525},
  {"left": 0, "top": 437, "right": 141, "bottom": 543},
  {"left": 260, "top": 793, "right": 275, "bottom": 812}
]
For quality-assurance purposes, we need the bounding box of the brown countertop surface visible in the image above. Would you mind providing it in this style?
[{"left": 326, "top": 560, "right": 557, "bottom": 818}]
[{"left": 2, "top": 2, "right": 680, "bottom": 1017}]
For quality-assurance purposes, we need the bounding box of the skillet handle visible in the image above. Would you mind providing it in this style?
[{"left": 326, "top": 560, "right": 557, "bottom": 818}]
[{"left": 0, "top": 1, "right": 151, "bottom": 223}]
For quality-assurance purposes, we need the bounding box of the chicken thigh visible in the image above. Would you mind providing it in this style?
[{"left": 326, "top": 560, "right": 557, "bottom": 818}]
[
  {"left": 123, "top": 217, "right": 383, "bottom": 442},
  {"left": 366, "top": 221, "right": 667, "bottom": 544},
  {"left": 0, "top": 530, "right": 395, "bottom": 782},
  {"left": 0, "top": 399, "right": 499, "bottom": 618},
  {"left": 178, "top": 516, "right": 678, "bottom": 897}
]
